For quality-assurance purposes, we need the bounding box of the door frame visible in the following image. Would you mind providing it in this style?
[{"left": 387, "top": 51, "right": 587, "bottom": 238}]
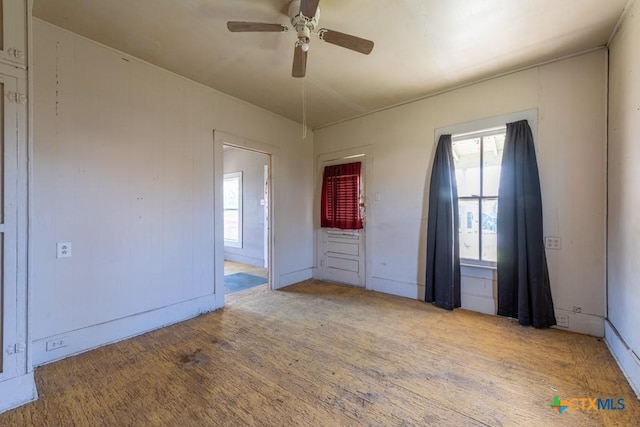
[
  {"left": 0, "top": 58, "right": 36, "bottom": 407},
  {"left": 263, "top": 164, "right": 269, "bottom": 268},
  {"left": 0, "top": 68, "right": 20, "bottom": 382},
  {"left": 213, "top": 131, "right": 278, "bottom": 306},
  {"left": 315, "top": 145, "right": 373, "bottom": 290}
]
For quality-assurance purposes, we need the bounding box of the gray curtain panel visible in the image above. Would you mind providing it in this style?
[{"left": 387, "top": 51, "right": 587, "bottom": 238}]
[
  {"left": 497, "top": 120, "right": 556, "bottom": 328},
  {"left": 426, "top": 134, "right": 461, "bottom": 310}
]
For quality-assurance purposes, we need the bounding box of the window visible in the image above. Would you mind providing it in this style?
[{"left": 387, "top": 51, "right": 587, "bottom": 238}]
[
  {"left": 223, "top": 172, "right": 242, "bottom": 248},
  {"left": 453, "top": 128, "right": 505, "bottom": 263},
  {"left": 321, "top": 162, "right": 363, "bottom": 230}
]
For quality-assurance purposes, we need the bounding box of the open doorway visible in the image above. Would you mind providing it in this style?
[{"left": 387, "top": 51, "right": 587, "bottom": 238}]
[{"left": 222, "top": 145, "right": 271, "bottom": 295}]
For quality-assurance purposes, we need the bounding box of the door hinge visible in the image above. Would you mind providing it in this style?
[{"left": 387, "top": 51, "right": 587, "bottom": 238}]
[
  {"left": 6, "top": 91, "right": 27, "bottom": 104},
  {"left": 7, "top": 48, "right": 25, "bottom": 60},
  {"left": 6, "top": 343, "right": 26, "bottom": 355}
]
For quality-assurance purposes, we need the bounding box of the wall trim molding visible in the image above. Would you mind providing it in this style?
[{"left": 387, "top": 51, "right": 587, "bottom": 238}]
[
  {"left": 214, "top": 130, "right": 280, "bottom": 291},
  {"left": 33, "top": 294, "right": 221, "bottom": 366},
  {"left": 279, "top": 268, "right": 313, "bottom": 290},
  {"left": 366, "top": 276, "right": 605, "bottom": 337},
  {"left": 223, "top": 253, "right": 265, "bottom": 268},
  {"left": 314, "top": 48, "right": 605, "bottom": 130},
  {"left": 552, "top": 309, "right": 604, "bottom": 337},
  {"left": 371, "top": 276, "right": 420, "bottom": 299},
  {"left": 0, "top": 372, "right": 37, "bottom": 415},
  {"left": 605, "top": 319, "right": 640, "bottom": 398}
]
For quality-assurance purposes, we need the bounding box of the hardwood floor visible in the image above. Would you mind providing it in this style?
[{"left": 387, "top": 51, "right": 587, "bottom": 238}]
[
  {"left": 224, "top": 260, "right": 268, "bottom": 279},
  {"left": 2, "top": 280, "right": 638, "bottom": 426}
]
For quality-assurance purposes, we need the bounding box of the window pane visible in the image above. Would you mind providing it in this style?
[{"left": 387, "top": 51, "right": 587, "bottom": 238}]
[
  {"left": 223, "top": 177, "right": 239, "bottom": 209},
  {"left": 321, "top": 162, "right": 363, "bottom": 230},
  {"left": 481, "top": 199, "right": 498, "bottom": 261},
  {"left": 482, "top": 134, "right": 504, "bottom": 197},
  {"left": 224, "top": 210, "right": 239, "bottom": 241},
  {"left": 453, "top": 138, "right": 481, "bottom": 197},
  {"left": 223, "top": 172, "right": 242, "bottom": 246},
  {"left": 458, "top": 199, "right": 479, "bottom": 260}
]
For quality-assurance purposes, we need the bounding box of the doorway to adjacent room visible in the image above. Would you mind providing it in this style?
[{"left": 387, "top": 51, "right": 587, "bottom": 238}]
[{"left": 222, "top": 144, "right": 271, "bottom": 295}]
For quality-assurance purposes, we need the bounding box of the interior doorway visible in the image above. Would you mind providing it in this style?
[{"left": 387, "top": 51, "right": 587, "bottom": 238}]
[{"left": 222, "top": 144, "right": 271, "bottom": 295}]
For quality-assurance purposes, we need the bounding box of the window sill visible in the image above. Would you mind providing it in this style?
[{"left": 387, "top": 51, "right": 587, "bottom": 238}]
[
  {"left": 460, "top": 262, "right": 496, "bottom": 280},
  {"left": 460, "top": 262, "right": 496, "bottom": 270}
]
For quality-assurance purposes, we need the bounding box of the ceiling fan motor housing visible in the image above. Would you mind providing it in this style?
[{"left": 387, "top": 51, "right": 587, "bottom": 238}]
[
  {"left": 227, "top": 0, "right": 373, "bottom": 78},
  {"left": 289, "top": 0, "right": 320, "bottom": 43}
]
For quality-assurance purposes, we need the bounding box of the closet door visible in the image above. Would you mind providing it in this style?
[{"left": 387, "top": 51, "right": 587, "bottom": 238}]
[
  {"left": 0, "top": 71, "right": 19, "bottom": 381},
  {"left": 0, "top": 0, "right": 27, "bottom": 66}
]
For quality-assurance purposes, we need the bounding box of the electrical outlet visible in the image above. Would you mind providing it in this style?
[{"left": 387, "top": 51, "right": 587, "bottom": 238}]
[
  {"left": 545, "top": 236, "right": 561, "bottom": 250},
  {"left": 556, "top": 314, "right": 569, "bottom": 328},
  {"left": 46, "top": 337, "right": 68, "bottom": 351},
  {"left": 57, "top": 242, "right": 72, "bottom": 258}
]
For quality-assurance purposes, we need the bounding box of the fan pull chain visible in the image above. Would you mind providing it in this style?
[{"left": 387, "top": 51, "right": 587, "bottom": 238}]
[{"left": 302, "top": 78, "right": 308, "bottom": 139}]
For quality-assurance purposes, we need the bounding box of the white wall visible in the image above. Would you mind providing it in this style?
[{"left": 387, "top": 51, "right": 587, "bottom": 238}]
[
  {"left": 31, "top": 19, "right": 314, "bottom": 365},
  {"left": 223, "top": 148, "right": 268, "bottom": 267},
  {"left": 314, "top": 50, "right": 607, "bottom": 337},
  {"left": 607, "top": 0, "right": 640, "bottom": 396}
]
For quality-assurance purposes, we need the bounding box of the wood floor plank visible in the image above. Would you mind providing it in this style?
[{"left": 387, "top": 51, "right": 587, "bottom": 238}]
[{"left": 1, "top": 280, "right": 638, "bottom": 425}]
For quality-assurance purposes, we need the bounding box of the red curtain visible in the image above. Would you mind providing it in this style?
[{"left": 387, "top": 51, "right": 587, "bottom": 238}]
[{"left": 321, "top": 162, "right": 363, "bottom": 230}]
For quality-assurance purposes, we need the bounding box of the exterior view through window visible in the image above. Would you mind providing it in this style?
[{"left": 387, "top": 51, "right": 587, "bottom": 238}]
[
  {"left": 452, "top": 128, "right": 505, "bottom": 263},
  {"left": 223, "top": 171, "right": 242, "bottom": 248}
]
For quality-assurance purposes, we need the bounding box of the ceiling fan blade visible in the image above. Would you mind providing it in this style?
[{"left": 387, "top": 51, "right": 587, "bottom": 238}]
[
  {"left": 227, "top": 21, "right": 288, "bottom": 32},
  {"left": 300, "top": 0, "right": 320, "bottom": 18},
  {"left": 318, "top": 29, "right": 374, "bottom": 54},
  {"left": 292, "top": 44, "right": 307, "bottom": 78}
]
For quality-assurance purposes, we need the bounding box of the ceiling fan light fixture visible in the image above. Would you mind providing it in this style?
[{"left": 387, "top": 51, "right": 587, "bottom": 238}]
[{"left": 227, "top": 0, "right": 374, "bottom": 79}]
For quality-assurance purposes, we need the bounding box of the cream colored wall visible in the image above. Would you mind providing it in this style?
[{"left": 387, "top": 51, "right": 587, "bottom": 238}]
[
  {"left": 314, "top": 50, "right": 607, "bottom": 336},
  {"left": 607, "top": 0, "right": 640, "bottom": 395},
  {"left": 31, "top": 19, "right": 313, "bottom": 365}
]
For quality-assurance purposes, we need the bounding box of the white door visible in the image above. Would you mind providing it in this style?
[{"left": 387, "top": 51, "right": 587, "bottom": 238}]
[
  {"left": 321, "top": 229, "right": 365, "bottom": 286},
  {"left": 318, "top": 157, "right": 366, "bottom": 287},
  {"left": 0, "top": 71, "right": 20, "bottom": 381}
]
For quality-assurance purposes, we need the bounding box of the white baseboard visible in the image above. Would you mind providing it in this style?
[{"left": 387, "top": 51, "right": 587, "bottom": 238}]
[
  {"left": 224, "top": 253, "right": 264, "bottom": 267},
  {"left": 278, "top": 268, "right": 313, "bottom": 289},
  {"left": 369, "top": 276, "right": 497, "bottom": 313},
  {"left": 552, "top": 309, "right": 604, "bottom": 337},
  {"left": 605, "top": 320, "right": 640, "bottom": 398},
  {"left": 371, "top": 276, "right": 420, "bottom": 299},
  {"left": 461, "top": 273, "right": 496, "bottom": 314},
  {"left": 33, "top": 293, "right": 221, "bottom": 366},
  {"left": 366, "top": 277, "right": 604, "bottom": 337},
  {"left": 461, "top": 294, "right": 496, "bottom": 315},
  {"left": 0, "top": 372, "right": 38, "bottom": 414}
]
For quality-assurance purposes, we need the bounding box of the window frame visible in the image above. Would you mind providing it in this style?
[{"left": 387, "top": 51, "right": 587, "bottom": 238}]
[
  {"left": 452, "top": 126, "right": 505, "bottom": 267},
  {"left": 435, "top": 109, "right": 538, "bottom": 269},
  {"left": 320, "top": 161, "right": 364, "bottom": 230},
  {"left": 223, "top": 171, "right": 243, "bottom": 248}
]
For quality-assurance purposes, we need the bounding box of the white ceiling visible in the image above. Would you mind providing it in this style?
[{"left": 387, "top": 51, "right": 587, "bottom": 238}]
[{"left": 33, "top": 0, "right": 628, "bottom": 129}]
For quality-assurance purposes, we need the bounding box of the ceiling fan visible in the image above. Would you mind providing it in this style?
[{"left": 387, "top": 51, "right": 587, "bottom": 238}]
[{"left": 227, "top": 0, "right": 374, "bottom": 78}]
